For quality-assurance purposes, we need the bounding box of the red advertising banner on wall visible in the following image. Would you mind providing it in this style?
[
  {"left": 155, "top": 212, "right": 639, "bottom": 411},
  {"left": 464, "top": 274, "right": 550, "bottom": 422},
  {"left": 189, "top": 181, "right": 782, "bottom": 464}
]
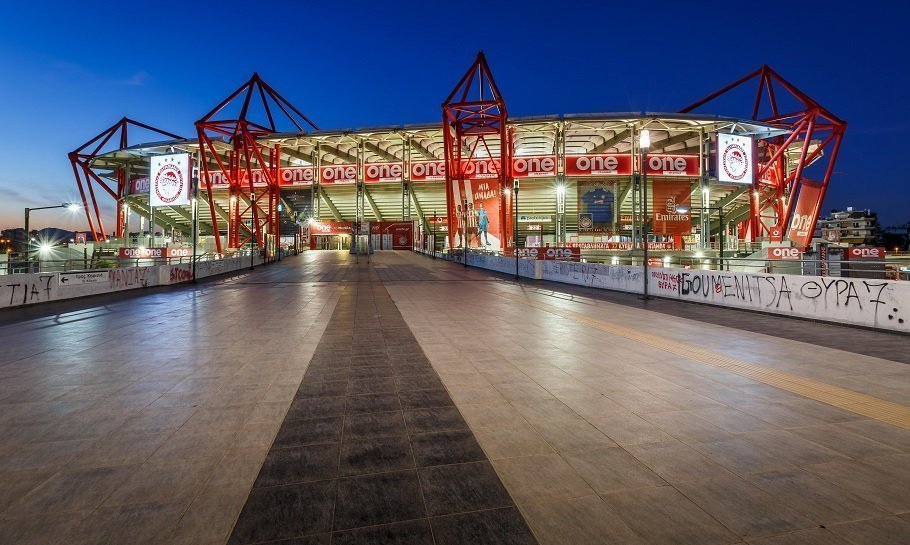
[
  {"left": 119, "top": 247, "right": 192, "bottom": 259},
  {"left": 128, "top": 176, "right": 150, "bottom": 195},
  {"left": 309, "top": 221, "right": 353, "bottom": 236},
  {"left": 511, "top": 247, "right": 581, "bottom": 260},
  {"left": 320, "top": 165, "right": 357, "bottom": 184},
  {"left": 453, "top": 178, "right": 503, "bottom": 251},
  {"left": 845, "top": 247, "right": 886, "bottom": 260},
  {"left": 787, "top": 181, "right": 824, "bottom": 247},
  {"left": 371, "top": 221, "right": 413, "bottom": 249},
  {"left": 643, "top": 155, "right": 699, "bottom": 177},
  {"left": 364, "top": 163, "right": 403, "bottom": 183},
  {"left": 651, "top": 181, "right": 692, "bottom": 235},
  {"left": 565, "top": 241, "right": 674, "bottom": 250},
  {"left": 768, "top": 247, "right": 804, "bottom": 260},
  {"left": 512, "top": 155, "right": 556, "bottom": 178},
  {"left": 204, "top": 167, "right": 317, "bottom": 189},
  {"left": 410, "top": 161, "right": 447, "bottom": 181},
  {"left": 566, "top": 154, "right": 633, "bottom": 176}
]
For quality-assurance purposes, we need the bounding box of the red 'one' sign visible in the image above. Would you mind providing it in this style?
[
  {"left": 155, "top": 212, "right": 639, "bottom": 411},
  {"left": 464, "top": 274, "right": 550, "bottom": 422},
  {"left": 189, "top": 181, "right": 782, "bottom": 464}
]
[
  {"left": 119, "top": 247, "right": 192, "bottom": 259},
  {"left": 846, "top": 247, "right": 886, "bottom": 259},
  {"left": 565, "top": 154, "right": 633, "bottom": 176},
  {"left": 320, "top": 165, "right": 357, "bottom": 184},
  {"left": 644, "top": 155, "right": 699, "bottom": 176},
  {"left": 513, "top": 247, "right": 581, "bottom": 260},
  {"left": 364, "top": 163, "right": 403, "bottom": 183},
  {"left": 768, "top": 247, "right": 803, "bottom": 260}
]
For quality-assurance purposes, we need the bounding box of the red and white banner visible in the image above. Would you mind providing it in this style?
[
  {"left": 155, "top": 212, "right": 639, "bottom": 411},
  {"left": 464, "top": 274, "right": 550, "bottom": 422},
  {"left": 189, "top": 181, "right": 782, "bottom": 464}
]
[
  {"left": 565, "top": 241, "right": 675, "bottom": 250},
  {"left": 150, "top": 153, "right": 191, "bottom": 206},
  {"left": 204, "top": 166, "right": 317, "bottom": 189},
  {"left": 364, "top": 163, "right": 403, "bottom": 183},
  {"left": 787, "top": 181, "right": 824, "bottom": 247},
  {"left": 320, "top": 164, "right": 357, "bottom": 184},
  {"left": 511, "top": 247, "right": 580, "bottom": 260},
  {"left": 512, "top": 155, "right": 557, "bottom": 178},
  {"left": 644, "top": 155, "right": 699, "bottom": 177},
  {"left": 119, "top": 247, "right": 193, "bottom": 259},
  {"left": 411, "top": 161, "right": 447, "bottom": 181},
  {"left": 128, "top": 176, "right": 150, "bottom": 195},
  {"left": 370, "top": 221, "right": 413, "bottom": 249},
  {"left": 845, "top": 247, "right": 886, "bottom": 260},
  {"left": 651, "top": 181, "right": 692, "bottom": 235},
  {"left": 309, "top": 221, "right": 353, "bottom": 236},
  {"left": 453, "top": 178, "right": 503, "bottom": 251},
  {"left": 566, "top": 154, "right": 633, "bottom": 177},
  {"left": 767, "top": 247, "right": 804, "bottom": 260}
]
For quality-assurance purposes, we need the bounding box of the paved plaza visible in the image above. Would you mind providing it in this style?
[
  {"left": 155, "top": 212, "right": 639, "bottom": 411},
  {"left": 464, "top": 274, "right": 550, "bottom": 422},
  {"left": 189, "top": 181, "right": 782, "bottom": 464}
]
[{"left": 1, "top": 251, "right": 909, "bottom": 544}]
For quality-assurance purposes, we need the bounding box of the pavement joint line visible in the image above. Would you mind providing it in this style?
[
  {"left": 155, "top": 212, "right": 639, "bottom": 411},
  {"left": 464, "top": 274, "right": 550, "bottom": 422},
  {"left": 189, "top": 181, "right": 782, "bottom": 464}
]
[{"left": 498, "top": 290, "right": 910, "bottom": 432}]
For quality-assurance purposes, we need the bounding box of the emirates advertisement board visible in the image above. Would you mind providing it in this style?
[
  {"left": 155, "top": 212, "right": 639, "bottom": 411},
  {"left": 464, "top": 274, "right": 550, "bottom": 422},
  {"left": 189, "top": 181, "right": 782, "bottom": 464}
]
[
  {"left": 651, "top": 181, "right": 692, "bottom": 235},
  {"left": 787, "top": 181, "right": 824, "bottom": 247},
  {"left": 149, "top": 153, "right": 191, "bottom": 207}
]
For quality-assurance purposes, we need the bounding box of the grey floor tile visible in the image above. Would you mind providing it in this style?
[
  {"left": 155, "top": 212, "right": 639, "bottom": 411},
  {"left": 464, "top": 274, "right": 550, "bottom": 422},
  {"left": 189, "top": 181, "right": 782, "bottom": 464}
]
[
  {"left": 418, "top": 461, "right": 513, "bottom": 516},
  {"left": 332, "top": 519, "right": 433, "bottom": 545},
  {"left": 254, "top": 444, "right": 340, "bottom": 488},
  {"left": 339, "top": 435, "right": 415, "bottom": 476},
  {"left": 410, "top": 429, "right": 486, "bottom": 467},
  {"left": 228, "top": 479, "right": 336, "bottom": 544},
  {"left": 333, "top": 470, "right": 426, "bottom": 531},
  {"left": 403, "top": 407, "right": 468, "bottom": 434},
  {"left": 521, "top": 495, "right": 647, "bottom": 545},
  {"left": 343, "top": 411, "right": 407, "bottom": 440},
  {"left": 563, "top": 447, "right": 666, "bottom": 493},
  {"left": 829, "top": 515, "right": 910, "bottom": 545},
  {"left": 430, "top": 507, "right": 538, "bottom": 545},
  {"left": 272, "top": 416, "right": 343, "bottom": 448}
]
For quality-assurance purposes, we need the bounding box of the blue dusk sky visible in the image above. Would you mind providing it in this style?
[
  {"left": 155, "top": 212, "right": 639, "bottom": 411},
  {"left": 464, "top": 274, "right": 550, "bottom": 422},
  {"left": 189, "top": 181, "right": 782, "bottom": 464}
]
[{"left": 0, "top": 0, "right": 907, "bottom": 231}]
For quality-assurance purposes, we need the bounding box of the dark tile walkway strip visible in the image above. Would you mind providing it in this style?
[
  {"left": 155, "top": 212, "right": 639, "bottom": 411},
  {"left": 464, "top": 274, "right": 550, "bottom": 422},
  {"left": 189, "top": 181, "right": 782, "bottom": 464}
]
[{"left": 227, "top": 277, "right": 538, "bottom": 544}]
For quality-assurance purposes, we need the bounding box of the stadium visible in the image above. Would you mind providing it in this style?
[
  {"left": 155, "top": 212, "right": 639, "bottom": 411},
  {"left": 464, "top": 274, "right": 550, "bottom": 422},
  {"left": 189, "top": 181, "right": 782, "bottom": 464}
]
[{"left": 69, "top": 52, "right": 845, "bottom": 264}]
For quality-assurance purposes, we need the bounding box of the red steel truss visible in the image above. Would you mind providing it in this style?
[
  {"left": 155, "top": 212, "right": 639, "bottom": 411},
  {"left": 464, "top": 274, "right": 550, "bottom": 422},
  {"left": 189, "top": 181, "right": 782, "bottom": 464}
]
[
  {"left": 196, "top": 73, "right": 317, "bottom": 254},
  {"left": 442, "top": 51, "right": 513, "bottom": 251},
  {"left": 69, "top": 118, "right": 184, "bottom": 242},
  {"left": 680, "top": 65, "right": 846, "bottom": 248}
]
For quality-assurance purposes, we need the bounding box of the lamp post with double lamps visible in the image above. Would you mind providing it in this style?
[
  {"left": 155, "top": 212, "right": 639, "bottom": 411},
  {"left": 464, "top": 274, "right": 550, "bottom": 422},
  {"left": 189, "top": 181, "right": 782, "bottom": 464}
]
[
  {"left": 24, "top": 203, "right": 82, "bottom": 272},
  {"left": 639, "top": 130, "right": 650, "bottom": 300}
]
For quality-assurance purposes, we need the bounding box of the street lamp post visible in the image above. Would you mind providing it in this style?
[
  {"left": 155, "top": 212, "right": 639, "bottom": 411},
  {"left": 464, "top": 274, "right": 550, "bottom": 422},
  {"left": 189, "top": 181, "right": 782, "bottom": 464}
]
[
  {"left": 432, "top": 209, "right": 437, "bottom": 259},
  {"left": 462, "top": 199, "right": 468, "bottom": 268},
  {"left": 24, "top": 203, "right": 81, "bottom": 272},
  {"left": 513, "top": 179, "right": 520, "bottom": 280},
  {"left": 639, "top": 130, "right": 650, "bottom": 300}
]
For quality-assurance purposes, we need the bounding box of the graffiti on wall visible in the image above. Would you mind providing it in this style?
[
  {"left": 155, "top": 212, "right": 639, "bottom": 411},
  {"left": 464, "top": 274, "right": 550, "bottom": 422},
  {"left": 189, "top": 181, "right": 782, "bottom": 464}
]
[
  {"left": 651, "top": 269, "right": 905, "bottom": 327},
  {"left": 2, "top": 275, "right": 54, "bottom": 306}
]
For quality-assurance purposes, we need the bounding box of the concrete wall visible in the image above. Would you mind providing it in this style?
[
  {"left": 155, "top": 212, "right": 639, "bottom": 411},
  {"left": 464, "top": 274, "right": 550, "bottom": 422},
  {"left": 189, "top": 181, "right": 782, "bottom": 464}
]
[
  {"left": 459, "top": 254, "right": 910, "bottom": 333},
  {"left": 1, "top": 256, "right": 263, "bottom": 310}
]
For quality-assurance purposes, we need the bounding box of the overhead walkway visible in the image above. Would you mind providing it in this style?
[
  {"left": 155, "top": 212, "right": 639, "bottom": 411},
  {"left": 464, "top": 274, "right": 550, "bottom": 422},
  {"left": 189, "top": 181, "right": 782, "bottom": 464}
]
[{"left": 0, "top": 251, "right": 908, "bottom": 544}]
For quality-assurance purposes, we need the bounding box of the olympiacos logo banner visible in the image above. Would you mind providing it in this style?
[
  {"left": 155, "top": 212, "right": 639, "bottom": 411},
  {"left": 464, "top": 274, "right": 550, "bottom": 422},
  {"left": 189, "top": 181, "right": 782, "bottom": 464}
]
[
  {"left": 150, "top": 153, "right": 191, "bottom": 207},
  {"left": 717, "top": 133, "right": 754, "bottom": 184}
]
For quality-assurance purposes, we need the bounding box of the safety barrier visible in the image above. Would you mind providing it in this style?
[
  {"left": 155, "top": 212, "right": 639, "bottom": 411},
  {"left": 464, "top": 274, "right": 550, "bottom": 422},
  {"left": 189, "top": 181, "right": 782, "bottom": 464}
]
[
  {"left": 451, "top": 253, "right": 910, "bottom": 334},
  {"left": 0, "top": 255, "right": 263, "bottom": 310}
]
